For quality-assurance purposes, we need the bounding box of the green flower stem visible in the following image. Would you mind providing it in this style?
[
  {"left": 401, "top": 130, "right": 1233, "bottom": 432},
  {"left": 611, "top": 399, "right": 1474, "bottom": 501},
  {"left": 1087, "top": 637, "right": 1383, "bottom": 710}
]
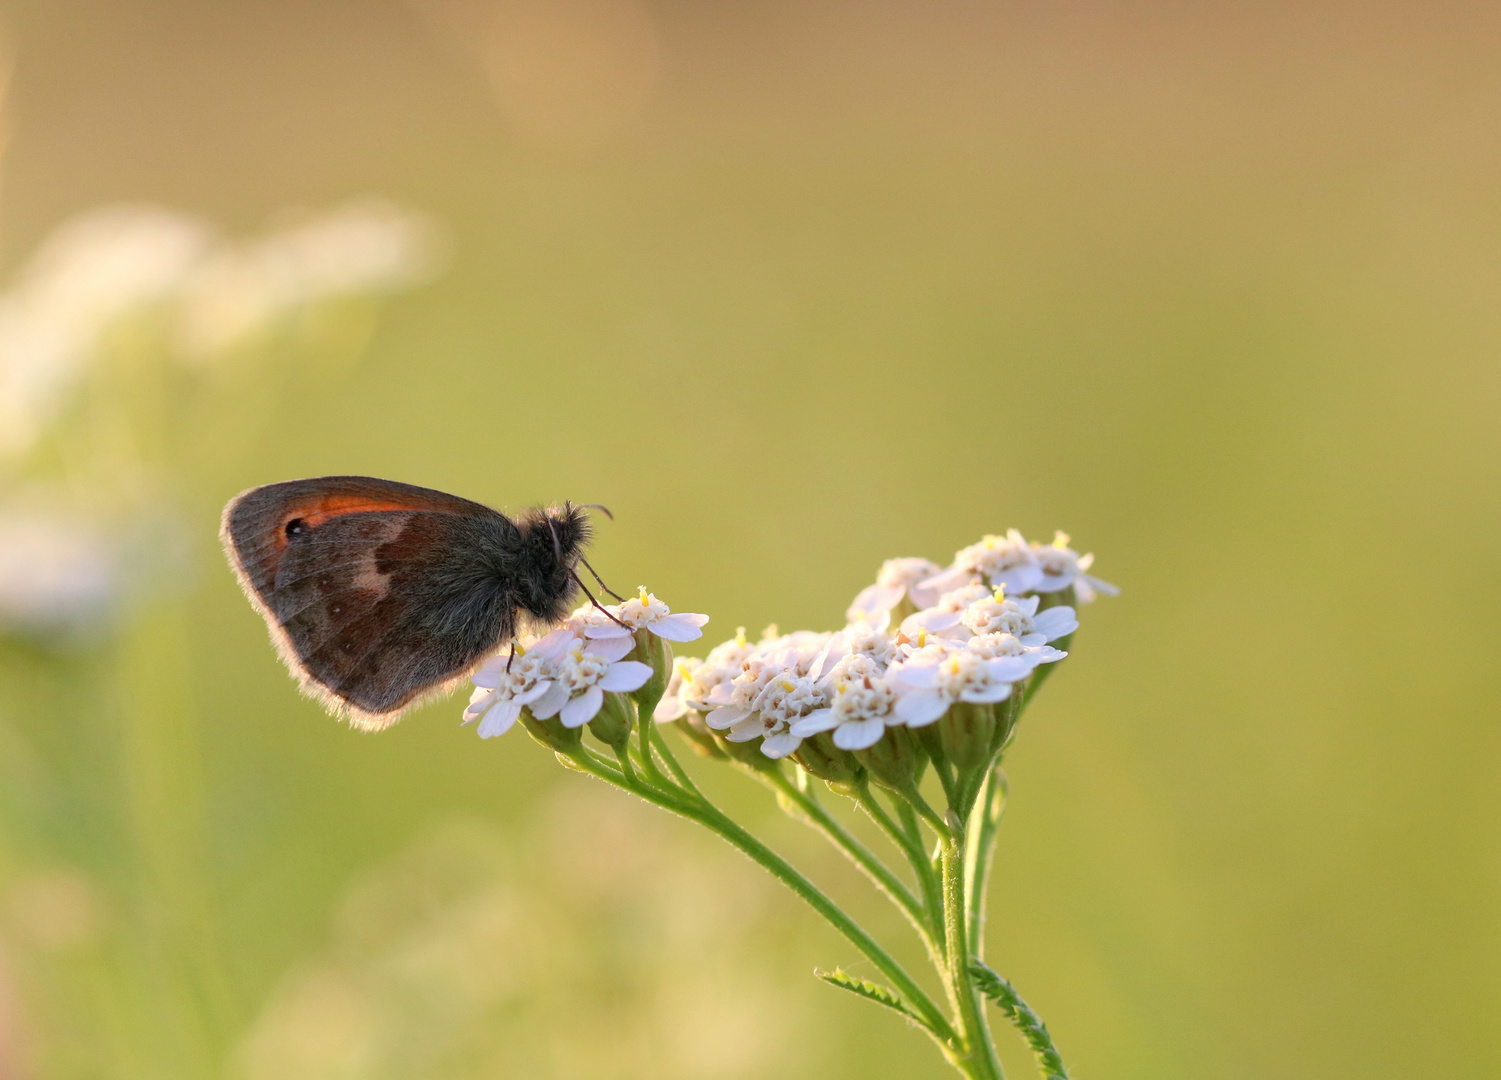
[
  {"left": 970, "top": 961, "right": 1071, "bottom": 1080},
  {"left": 760, "top": 769, "right": 937, "bottom": 958},
  {"left": 560, "top": 745, "right": 957, "bottom": 1045},
  {"left": 894, "top": 780, "right": 954, "bottom": 843},
  {"left": 645, "top": 718, "right": 702, "bottom": 798},
  {"left": 941, "top": 819, "right": 1005, "bottom": 1080},
  {"left": 964, "top": 770, "right": 1008, "bottom": 959},
  {"left": 859, "top": 788, "right": 946, "bottom": 955}
]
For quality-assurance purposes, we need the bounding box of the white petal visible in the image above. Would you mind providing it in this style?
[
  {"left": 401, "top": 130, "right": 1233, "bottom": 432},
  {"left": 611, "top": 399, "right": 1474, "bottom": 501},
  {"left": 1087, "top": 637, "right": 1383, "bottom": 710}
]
[
  {"left": 892, "top": 664, "right": 937, "bottom": 690},
  {"left": 582, "top": 624, "right": 632, "bottom": 639},
  {"left": 760, "top": 731, "right": 802, "bottom": 759},
  {"left": 587, "top": 635, "right": 636, "bottom": 662},
  {"left": 534, "top": 628, "right": 580, "bottom": 653},
  {"left": 705, "top": 683, "right": 735, "bottom": 706},
  {"left": 560, "top": 685, "right": 604, "bottom": 728},
  {"left": 1083, "top": 573, "right": 1118, "bottom": 597},
  {"left": 895, "top": 689, "right": 949, "bottom": 727},
  {"left": 1018, "top": 632, "right": 1047, "bottom": 647},
  {"left": 919, "top": 565, "right": 976, "bottom": 595},
  {"left": 1033, "top": 607, "right": 1078, "bottom": 642},
  {"left": 478, "top": 700, "right": 521, "bottom": 739},
  {"left": 1017, "top": 595, "right": 1041, "bottom": 617},
  {"left": 725, "top": 715, "right": 765, "bottom": 742},
  {"left": 992, "top": 565, "right": 1044, "bottom": 594},
  {"left": 514, "top": 679, "right": 553, "bottom": 706},
  {"left": 653, "top": 696, "right": 688, "bottom": 722},
  {"left": 832, "top": 718, "right": 886, "bottom": 751},
  {"left": 706, "top": 705, "right": 749, "bottom": 730},
  {"left": 985, "top": 656, "right": 1032, "bottom": 683},
  {"left": 906, "top": 581, "right": 941, "bottom": 610},
  {"left": 846, "top": 584, "right": 903, "bottom": 622},
  {"left": 1032, "top": 573, "right": 1071, "bottom": 593},
  {"left": 649, "top": 614, "right": 704, "bottom": 642},
  {"left": 470, "top": 655, "right": 507, "bottom": 689},
  {"left": 463, "top": 690, "right": 498, "bottom": 724},
  {"left": 599, "top": 660, "right": 652, "bottom": 692},
  {"left": 1030, "top": 646, "right": 1067, "bottom": 665},
  {"left": 528, "top": 681, "right": 570, "bottom": 720},
  {"left": 789, "top": 708, "right": 837, "bottom": 737},
  {"left": 960, "top": 683, "right": 1011, "bottom": 704}
]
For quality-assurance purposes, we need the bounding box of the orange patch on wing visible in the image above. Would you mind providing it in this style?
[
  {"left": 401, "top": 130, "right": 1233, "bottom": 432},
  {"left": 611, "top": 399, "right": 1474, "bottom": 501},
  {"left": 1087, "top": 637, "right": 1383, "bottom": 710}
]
[{"left": 275, "top": 496, "right": 417, "bottom": 548}]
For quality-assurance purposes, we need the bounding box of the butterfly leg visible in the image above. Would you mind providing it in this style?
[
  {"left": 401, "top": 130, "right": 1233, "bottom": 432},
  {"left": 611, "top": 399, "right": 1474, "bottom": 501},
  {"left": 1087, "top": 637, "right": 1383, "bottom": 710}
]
[
  {"left": 571, "top": 571, "right": 631, "bottom": 628},
  {"left": 578, "top": 556, "right": 625, "bottom": 601}
]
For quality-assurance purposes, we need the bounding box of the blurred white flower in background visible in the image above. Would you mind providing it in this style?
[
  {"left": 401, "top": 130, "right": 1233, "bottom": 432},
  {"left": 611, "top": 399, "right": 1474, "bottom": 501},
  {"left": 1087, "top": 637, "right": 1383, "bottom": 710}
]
[
  {"left": 0, "top": 206, "right": 211, "bottom": 458},
  {"left": 175, "top": 198, "right": 443, "bottom": 358},
  {"left": 0, "top": 511, "right": 118, "bottom": 637},
  {"left": 0, "top": 197, "right": 443, "bottom": 462}
]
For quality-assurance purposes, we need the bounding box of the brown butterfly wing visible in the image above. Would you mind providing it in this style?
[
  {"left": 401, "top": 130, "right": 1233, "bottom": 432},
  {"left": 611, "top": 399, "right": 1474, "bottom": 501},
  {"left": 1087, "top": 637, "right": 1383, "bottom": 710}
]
[{"left": 221, "top": 477, "right": 517, "bottom": 729}]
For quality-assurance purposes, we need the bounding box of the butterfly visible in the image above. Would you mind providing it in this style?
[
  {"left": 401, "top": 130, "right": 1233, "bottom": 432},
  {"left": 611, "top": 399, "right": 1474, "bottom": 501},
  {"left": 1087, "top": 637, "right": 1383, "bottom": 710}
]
[{"left": 220, "top": 475, "right": 609, "bottom": 730}]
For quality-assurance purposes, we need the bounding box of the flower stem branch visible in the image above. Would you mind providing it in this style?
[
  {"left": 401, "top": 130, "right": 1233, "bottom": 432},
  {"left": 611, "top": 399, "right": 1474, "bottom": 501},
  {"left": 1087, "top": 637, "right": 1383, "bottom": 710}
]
[
  {"left": 859, "top": 788, "right": 946, "bottom": 954},
  {"left": 560, "top": 743, "right": 957, "bottom": 1045},
  {"left": 759, "top": 769, "right": 938, "bottom": 958},
  {"left": 965, "top": 769, "right": 1007, "bottom": 959}
]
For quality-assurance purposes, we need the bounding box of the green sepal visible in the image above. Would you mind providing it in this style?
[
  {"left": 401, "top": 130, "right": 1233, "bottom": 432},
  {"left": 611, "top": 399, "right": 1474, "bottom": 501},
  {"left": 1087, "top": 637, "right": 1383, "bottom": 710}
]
[
  {"left": 519, "top": 708, "right": 583, "bottom": 753},
  {"left": 587, "top": 691, "right": 635, "bottom": 751},
  {"left": 629, "top": 627, "right": 672, "bottom": 715},
  {"left": 793, "top": 731, "right": 866, "bottom": 796}
]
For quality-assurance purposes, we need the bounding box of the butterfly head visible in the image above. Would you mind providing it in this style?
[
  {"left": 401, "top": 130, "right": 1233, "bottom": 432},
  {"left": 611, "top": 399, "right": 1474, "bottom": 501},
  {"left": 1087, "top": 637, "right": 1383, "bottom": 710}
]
[{"left": 515, "top": 502, "right": 594, "bottom": 624}]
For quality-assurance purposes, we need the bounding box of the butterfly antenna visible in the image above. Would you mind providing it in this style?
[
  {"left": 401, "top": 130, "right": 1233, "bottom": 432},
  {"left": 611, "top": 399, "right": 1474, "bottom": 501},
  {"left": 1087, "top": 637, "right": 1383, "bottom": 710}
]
[
  {"left": 571, "top": 570, "right": 630, "bottom": 629},
  {"left": 544, "top": 515, "right": 564, "bottom": 564},
  {"left": 580, "top": 503, "right": 614, "bottom": 520},
  {"left": 578, "top": 556, "right": 625, "bottom": 602}
]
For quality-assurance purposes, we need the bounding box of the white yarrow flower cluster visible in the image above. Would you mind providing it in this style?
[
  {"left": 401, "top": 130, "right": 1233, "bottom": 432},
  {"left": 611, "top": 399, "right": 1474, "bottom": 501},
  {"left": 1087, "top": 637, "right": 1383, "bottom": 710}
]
[
  {"left": 464, "top": 593, "right": 708, "bottom": 739},
  {"left": 653, "top": 531, "right": 1113, "bottom": 760}
]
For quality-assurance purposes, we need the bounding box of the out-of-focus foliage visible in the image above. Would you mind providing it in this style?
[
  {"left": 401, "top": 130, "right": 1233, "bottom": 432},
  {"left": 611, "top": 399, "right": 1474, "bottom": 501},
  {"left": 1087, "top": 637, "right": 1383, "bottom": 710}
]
[{"left": 0, "top": 1, "right": 1496, "bottom": 1078}]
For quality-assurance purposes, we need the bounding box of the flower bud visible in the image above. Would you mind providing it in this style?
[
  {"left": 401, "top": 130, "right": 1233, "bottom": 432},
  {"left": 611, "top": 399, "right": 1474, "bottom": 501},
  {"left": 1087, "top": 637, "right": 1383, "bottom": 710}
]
[
  {"left": 716, "top": 728, "right": 781, "bottom": 771},
  {"left": 630, "top": 626, "right": 673, "bottom": 713},
  {"left": 856, "top": 725, "right": 927, "bottom": 793},
  {"left": 587, "top": 691, "right": 636, "bottom": 752},
  {"left": 670, "top": 709, "right": 729, "bottom": 759},
  {"left": 990, "top": 689, "right": 1023, "bottom": 757},
  {"left": 940, "top": 702, "right": 996, "bottom": 771},
  {"left": 519, "top": 707, "right": 584, "bottom": 753},
  {"left": 793, "top": 732, "right": 866, "bottom": 798}
]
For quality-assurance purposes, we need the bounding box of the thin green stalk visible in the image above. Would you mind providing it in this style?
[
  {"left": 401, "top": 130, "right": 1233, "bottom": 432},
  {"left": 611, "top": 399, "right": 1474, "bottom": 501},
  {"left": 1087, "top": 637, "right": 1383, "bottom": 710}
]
[
  {"left": 942, "top": 818, "right": 1005, "bottom": 1080},
  {"left": 645, "top": 718, "right": 702, "bottom": 797},
  {"left": 970, "top": 960, "right": 1071, "bottom": 1080},
  {"left": 895, "top": 780, "right": 954, "bottom": 842},
  {"left": 562, "top": 746, "right": 956, "bottom": 1045},
  {"left": 964, "top": 769, "right": 1007, "bottom": 959},
  {"left": 761, "top": 770, "right": 935, "bottom": 956},
  {"left": 859, "top": 788, "right": 946, "bottom": 955}
]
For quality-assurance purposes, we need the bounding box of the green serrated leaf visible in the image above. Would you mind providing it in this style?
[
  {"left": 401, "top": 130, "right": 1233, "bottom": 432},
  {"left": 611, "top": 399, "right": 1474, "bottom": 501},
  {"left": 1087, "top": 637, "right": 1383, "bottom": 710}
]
[
  {"left": 814, "top": 967, "right": 919, "bottom": 1022},
  {"left": 970, "top": 960, "right": 1073, "bottom": 1080}
]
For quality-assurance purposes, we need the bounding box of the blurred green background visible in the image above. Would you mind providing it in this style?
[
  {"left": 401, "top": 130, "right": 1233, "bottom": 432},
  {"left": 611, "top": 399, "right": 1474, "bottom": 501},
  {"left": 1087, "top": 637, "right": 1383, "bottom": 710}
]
[{"left": 0, "top": 1, "right": 1497, "bottom": 1077}]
